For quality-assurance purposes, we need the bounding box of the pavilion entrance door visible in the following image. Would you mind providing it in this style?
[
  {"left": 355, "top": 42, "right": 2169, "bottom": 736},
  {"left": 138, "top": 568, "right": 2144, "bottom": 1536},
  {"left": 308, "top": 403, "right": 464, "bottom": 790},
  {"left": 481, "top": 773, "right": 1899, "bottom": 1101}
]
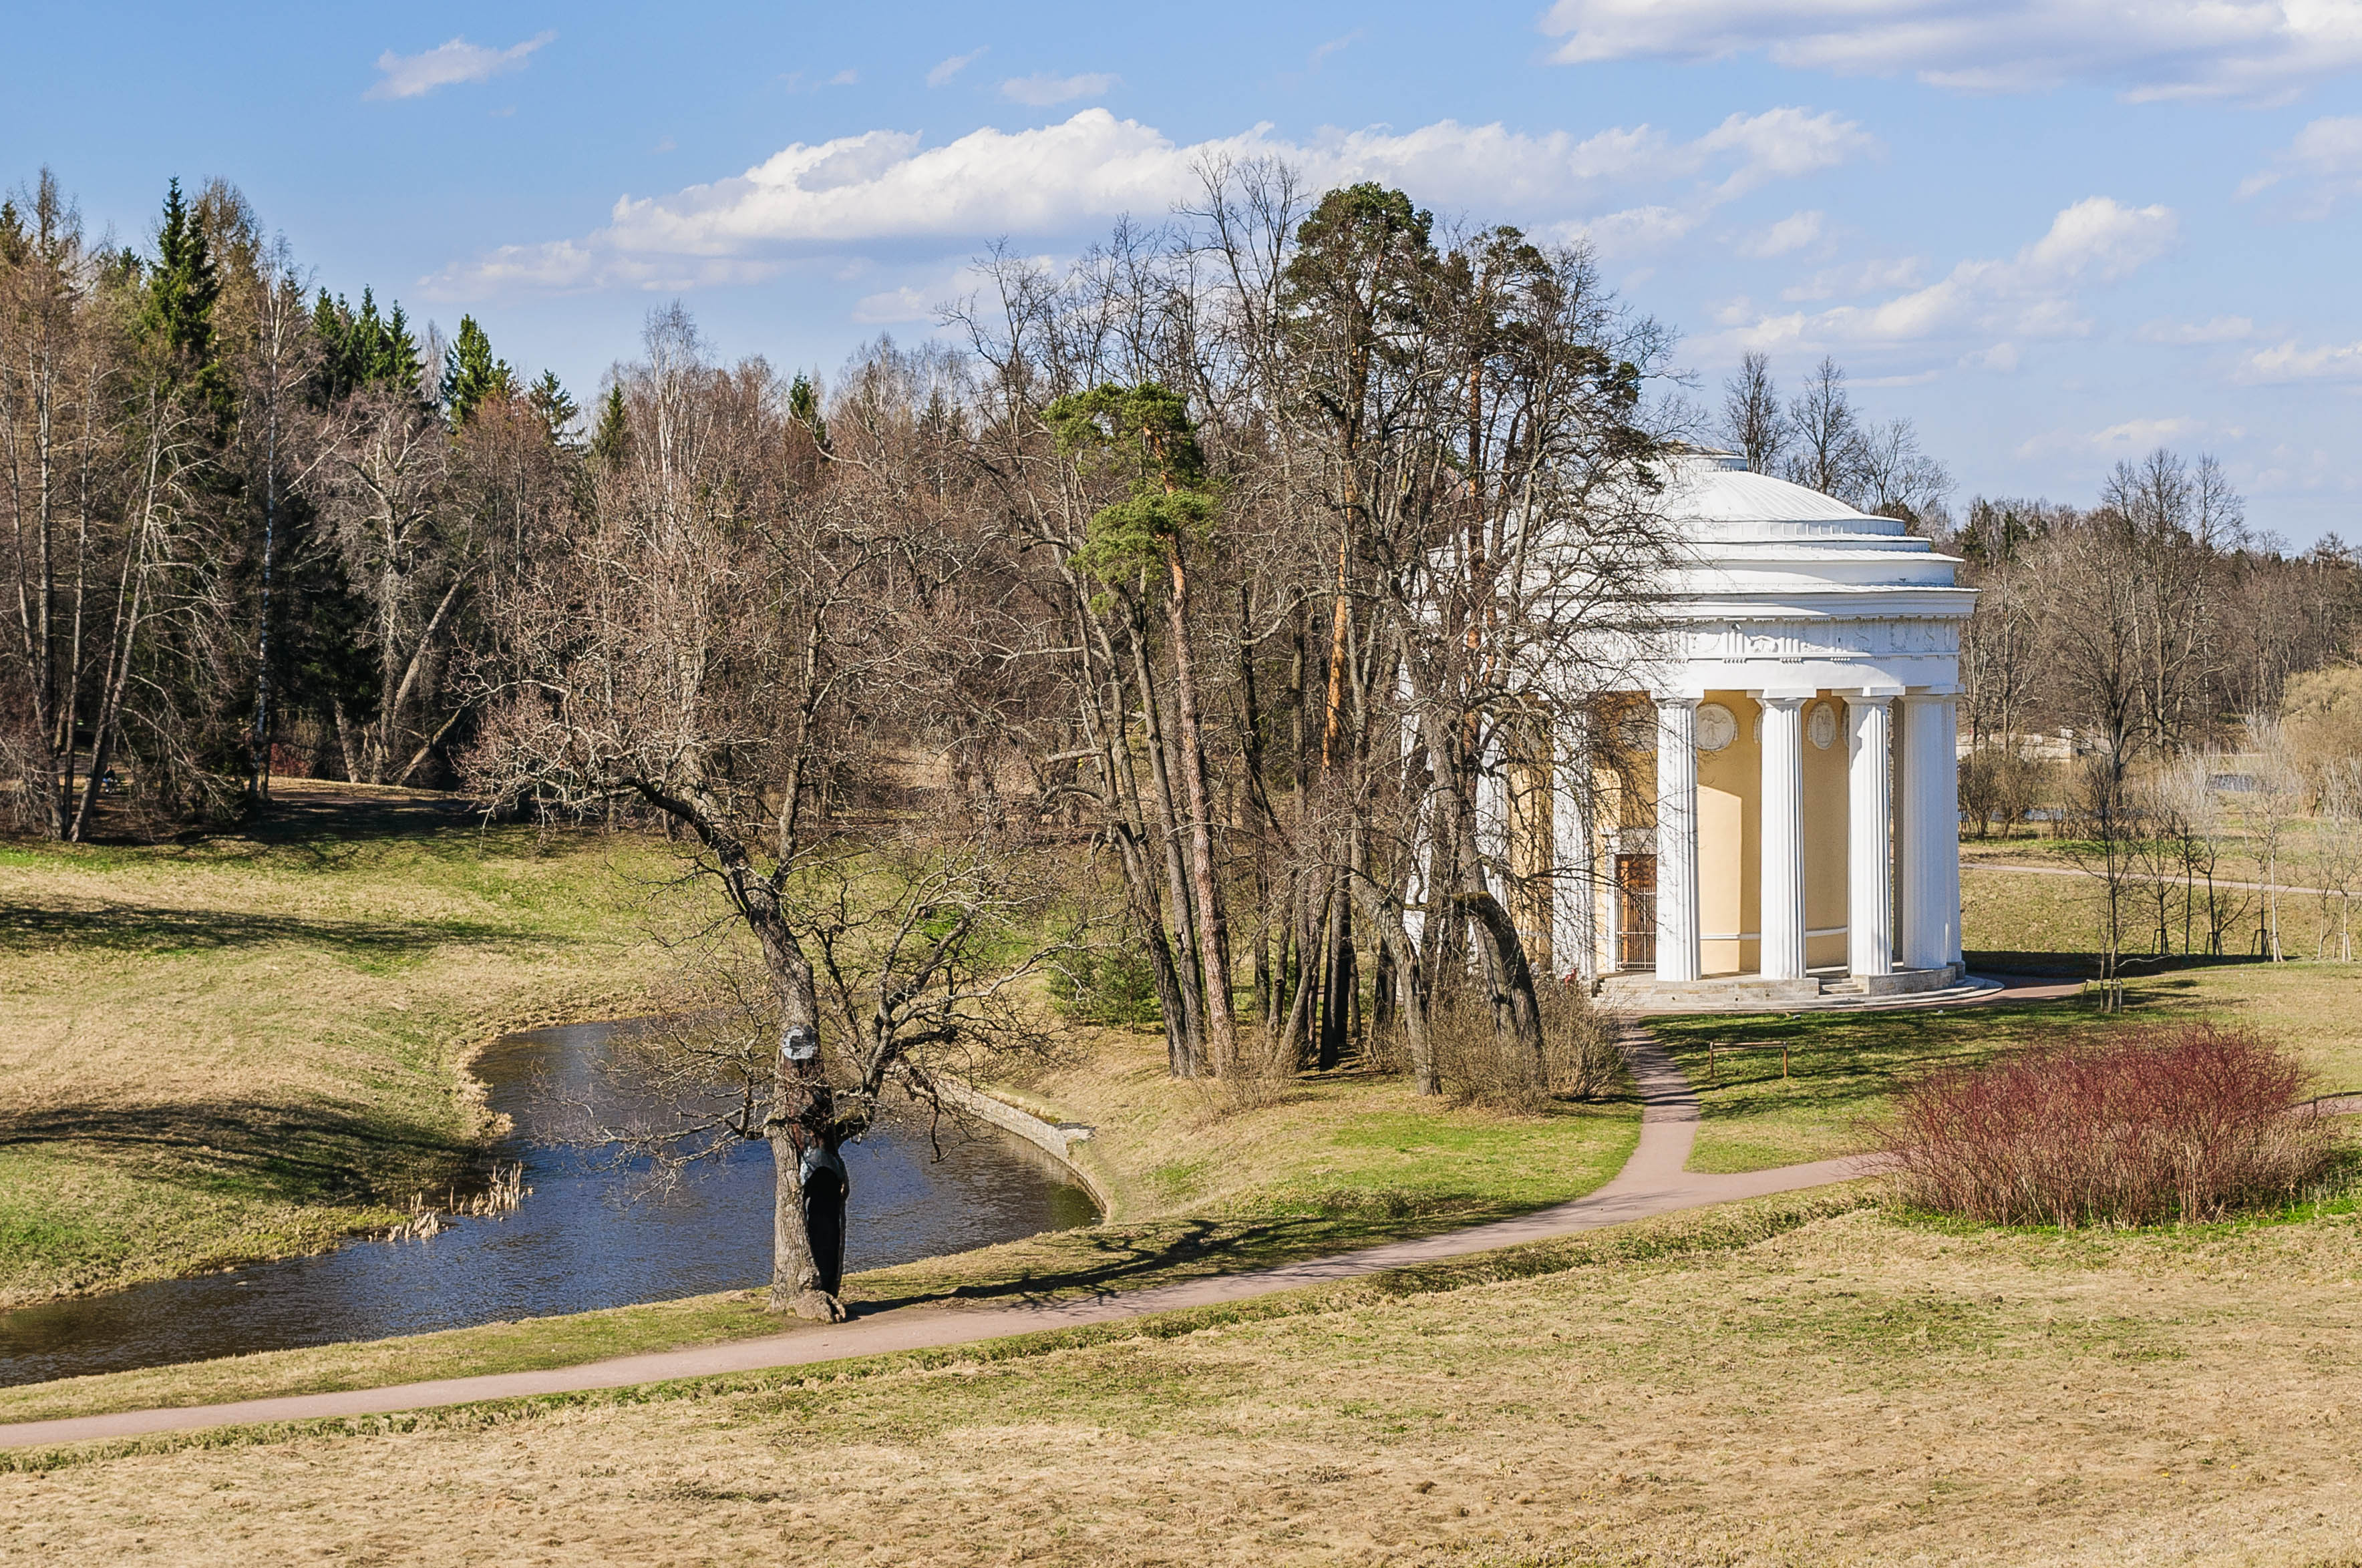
[{"left": 1615, "top": 853, "right": 1657, "bottom": 972}]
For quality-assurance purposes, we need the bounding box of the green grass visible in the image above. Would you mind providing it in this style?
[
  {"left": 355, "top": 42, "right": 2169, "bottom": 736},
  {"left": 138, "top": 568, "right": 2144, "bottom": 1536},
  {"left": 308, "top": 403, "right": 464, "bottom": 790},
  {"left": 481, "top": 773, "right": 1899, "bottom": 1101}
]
[{"left": 1651, "top": 1000, "right": 2089, "bottom": 1171}]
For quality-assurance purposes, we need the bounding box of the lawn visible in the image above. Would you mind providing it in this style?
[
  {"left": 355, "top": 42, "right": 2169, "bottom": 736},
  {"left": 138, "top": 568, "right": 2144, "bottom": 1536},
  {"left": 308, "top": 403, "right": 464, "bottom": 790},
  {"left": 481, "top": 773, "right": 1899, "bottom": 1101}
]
[
  {"left": 9, "top": 1188, "right": 2362, "bottom": 1565},
  {"left": 0, "top": 783, "right": 681, "bottom": 1308}
]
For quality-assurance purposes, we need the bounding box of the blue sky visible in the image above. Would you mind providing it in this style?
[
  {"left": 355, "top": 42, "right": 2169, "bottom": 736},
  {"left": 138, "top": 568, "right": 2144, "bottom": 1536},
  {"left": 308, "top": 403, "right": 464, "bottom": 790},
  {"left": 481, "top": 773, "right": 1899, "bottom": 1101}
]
[{"left": 11, "top": 1, "right": 2362, "bottom": 544}]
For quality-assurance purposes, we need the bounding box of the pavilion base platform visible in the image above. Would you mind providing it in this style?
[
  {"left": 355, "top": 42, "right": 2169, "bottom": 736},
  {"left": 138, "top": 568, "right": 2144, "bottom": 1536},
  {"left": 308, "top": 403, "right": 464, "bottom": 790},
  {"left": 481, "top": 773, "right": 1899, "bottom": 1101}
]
[{"left": 1594, "top": 962, "right": 1976, "bottom": 1012}]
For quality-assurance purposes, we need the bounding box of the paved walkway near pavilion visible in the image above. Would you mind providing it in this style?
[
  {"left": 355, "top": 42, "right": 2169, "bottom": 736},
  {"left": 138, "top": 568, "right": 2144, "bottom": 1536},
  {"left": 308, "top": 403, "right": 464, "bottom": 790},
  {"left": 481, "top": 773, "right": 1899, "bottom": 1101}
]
[{"left": 0, "top": 973, "right": 2078, "bottom": 1452}]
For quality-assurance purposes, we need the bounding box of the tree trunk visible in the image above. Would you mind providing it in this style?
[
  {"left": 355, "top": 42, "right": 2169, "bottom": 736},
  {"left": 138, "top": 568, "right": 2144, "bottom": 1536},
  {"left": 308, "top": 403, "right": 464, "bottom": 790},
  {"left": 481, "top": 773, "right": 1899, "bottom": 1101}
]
[
  {"left": 1348, "top": 874, "right": 1436, "bottom": 1095},
  {"left": 1164, "top": 540, "right": 1235, "bottom": 1074}
]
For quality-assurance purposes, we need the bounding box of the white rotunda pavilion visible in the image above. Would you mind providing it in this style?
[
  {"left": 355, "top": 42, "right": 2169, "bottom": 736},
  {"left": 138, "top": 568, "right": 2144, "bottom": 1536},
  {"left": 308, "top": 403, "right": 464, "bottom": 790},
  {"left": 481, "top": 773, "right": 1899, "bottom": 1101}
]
[{"left": 1561, "top": 451, "right": 1975, "bottom": 1005}]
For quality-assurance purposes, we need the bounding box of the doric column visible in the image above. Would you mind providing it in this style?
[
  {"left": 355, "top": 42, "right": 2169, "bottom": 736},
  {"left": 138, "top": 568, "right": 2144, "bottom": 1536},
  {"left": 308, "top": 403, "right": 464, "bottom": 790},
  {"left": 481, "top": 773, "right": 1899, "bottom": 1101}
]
[
  {"left": 1844, "top": 695, "right": 1894, "bottom": 980},
  {"left": 1758, "top": 695, "right": 1808, "bottom": 980},
  {"left": 1550, "top": 708, "right": 1598, "bottom": 986},
  {"left": 1900, "top": 694, "right": 1961, "bottom": 971},
  {"left": 1655, "top": 696, "right": 1702, "bottom": 983}
]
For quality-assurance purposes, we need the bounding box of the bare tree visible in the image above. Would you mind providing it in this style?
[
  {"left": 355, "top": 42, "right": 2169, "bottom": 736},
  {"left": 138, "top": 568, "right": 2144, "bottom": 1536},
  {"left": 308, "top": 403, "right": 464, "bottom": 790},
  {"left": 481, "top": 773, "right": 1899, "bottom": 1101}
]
[
  {"left": 468, "top": 307, "right": 1075, "bottom": 1318},
  {"left": 1719, "top": 350, "right": 1786, "bottom": 473},
  {"left": 1782, "top": 355, "right": 1861, "bottom": 499}
]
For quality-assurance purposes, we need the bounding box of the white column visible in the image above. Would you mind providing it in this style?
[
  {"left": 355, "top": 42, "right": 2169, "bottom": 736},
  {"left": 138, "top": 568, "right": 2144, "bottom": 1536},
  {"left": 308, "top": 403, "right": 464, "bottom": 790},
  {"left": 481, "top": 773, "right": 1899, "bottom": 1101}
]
[
  {"left": 1655, "top": 697, "right": 1702, "bottom": 983},
  {"left": 1550, "top": 709, "right": 1598, "bottom": 986},
  {"left": 1901, "top": 694, "right": 1961, "bottom": 971},
  {"left": 1845, "top": 695, "right": 1894, "bottom": 980},
  {"left": 1758, "top": 695, "right": 1808, "bottom": 980},
  {"left": 1474, "top": 723, "right": 1508, "bottom": 895}
]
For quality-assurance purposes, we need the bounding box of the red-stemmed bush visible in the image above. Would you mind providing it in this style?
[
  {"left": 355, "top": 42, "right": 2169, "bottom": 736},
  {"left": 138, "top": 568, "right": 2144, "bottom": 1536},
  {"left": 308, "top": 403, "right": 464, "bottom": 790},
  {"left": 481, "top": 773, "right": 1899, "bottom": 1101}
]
[{"left": 1878, "top": 1023, "right": 2337, "bottom": 1227}]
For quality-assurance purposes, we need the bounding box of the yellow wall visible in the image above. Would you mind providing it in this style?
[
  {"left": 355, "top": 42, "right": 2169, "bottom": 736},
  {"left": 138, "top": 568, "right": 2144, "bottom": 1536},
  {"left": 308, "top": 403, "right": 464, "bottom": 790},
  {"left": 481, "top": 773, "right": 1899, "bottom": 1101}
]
[
  {"left": 1802, "top": 695, "right": 1850, "bottom": 969},
  {"left": 1694, "top": 693, "right": 1758, "bottom": 976}
]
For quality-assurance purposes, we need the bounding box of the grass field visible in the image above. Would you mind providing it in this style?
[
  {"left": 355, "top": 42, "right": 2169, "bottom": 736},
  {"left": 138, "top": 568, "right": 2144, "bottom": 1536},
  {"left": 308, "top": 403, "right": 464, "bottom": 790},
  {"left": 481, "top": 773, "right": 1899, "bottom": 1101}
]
[
  {"left": 9, "top": 1187, "right": 2362, "bottom": 1565},
  {"left": 0, "top": 783, "right": 680, "bottom": 1308}
]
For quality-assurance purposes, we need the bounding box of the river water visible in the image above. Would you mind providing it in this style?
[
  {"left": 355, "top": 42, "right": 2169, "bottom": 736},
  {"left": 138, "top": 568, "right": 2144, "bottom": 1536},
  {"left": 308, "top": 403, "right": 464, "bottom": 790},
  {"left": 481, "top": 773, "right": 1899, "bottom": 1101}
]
[{"left": 0, "top": 1021, "right": 1096, "bottom": 1388}]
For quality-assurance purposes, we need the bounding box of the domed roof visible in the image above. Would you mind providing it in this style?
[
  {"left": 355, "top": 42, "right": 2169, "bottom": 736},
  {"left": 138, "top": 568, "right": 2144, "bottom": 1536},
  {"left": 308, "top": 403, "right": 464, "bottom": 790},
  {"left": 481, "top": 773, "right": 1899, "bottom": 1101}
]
[{"left": 1653, "top": 451, "right": 1963, "bottom": 596}]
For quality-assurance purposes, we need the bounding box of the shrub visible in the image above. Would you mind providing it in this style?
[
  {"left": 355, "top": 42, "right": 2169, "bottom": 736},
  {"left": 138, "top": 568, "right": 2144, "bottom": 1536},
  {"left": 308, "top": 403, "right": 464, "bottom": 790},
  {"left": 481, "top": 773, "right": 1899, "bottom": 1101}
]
[
  {"left": 1049, "top": 939, "right": 1164, "bottom": 1027},
  {"left": 1878, "top": 1023, "right": 2337, "bottom": 1227},
  {"left": 1429, "top": 981, "right": 1625, "bottom": 1110}
]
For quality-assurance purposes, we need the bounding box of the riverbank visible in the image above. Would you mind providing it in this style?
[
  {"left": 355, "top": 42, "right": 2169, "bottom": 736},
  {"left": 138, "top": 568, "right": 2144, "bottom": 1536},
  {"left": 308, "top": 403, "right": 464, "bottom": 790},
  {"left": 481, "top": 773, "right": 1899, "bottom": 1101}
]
[
  {"left": 0, "top": 783, "right": 677, "bottom": 1308},
  {"left": 0, "top": 1020, "right": 1639, "bottom": 1426}
]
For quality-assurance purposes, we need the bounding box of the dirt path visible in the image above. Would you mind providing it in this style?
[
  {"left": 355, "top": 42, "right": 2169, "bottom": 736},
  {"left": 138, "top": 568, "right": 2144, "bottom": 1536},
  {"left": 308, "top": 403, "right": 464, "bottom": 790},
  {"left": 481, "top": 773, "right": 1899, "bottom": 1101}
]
[{"left": 0, "top": 975, "right": 2081, "bottom": 1451}]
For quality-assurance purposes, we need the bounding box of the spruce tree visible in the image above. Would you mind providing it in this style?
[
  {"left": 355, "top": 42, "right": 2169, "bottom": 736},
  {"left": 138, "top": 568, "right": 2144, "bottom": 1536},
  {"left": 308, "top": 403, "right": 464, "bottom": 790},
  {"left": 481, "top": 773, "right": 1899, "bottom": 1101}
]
[
  {"left": 441, "top": 314, "right": 516, "bottom": 426},
  {"left": 527, "top": 369, "right": 579, "bottom": 447},
  {"left": 789, "top": 371, "right": 831, "bottom": 455},
  {"left": 590, "top": 384, "right": 630, "bottom": 470},
  {"left": 140, "top": 178, "right": 228, "bottom": 417}
]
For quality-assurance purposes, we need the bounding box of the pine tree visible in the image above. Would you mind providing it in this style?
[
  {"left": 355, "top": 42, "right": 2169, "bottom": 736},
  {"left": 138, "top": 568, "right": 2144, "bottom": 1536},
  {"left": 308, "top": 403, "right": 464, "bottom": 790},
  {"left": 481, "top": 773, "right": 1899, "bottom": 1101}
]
[{"left": 440, "top": 314, "right": 516, "bottom": 426}]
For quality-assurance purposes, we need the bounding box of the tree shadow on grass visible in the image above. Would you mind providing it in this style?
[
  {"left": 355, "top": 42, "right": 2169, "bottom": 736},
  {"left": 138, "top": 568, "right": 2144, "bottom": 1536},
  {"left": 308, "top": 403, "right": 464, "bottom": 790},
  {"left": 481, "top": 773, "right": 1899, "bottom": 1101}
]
[
  {"left": 845, "top": 1207, "right": 1514, "bottom": 1320},
  {"left": 0, "top": 900, "right": 552, "bottom": 962},
  {"left": 0, "top": 1097, "right": 478, "bottom": 1212}
]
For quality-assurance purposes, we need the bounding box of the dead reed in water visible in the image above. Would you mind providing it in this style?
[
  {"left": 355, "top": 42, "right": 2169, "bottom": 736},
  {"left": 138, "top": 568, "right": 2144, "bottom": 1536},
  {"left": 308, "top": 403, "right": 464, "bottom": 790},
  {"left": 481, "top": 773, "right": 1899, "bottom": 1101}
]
[{"left": 382, "top": 1161, "right": 532, "bottom": 1240}]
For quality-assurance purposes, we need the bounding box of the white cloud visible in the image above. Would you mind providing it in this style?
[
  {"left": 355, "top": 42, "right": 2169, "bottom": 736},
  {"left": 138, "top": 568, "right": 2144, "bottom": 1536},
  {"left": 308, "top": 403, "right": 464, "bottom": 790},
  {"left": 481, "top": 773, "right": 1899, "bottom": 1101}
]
[
  {"left": 2093, "top": 415, "right": 2203, "bottom": 446},
  {"left": 433, "top": 106, "right": 1874, "bottom": 295},
  {"left": 1781, "top": 255, "right": 1922, "bottom": 302},
  {"left": 1567, "top": 205, "right": 1705, "bottom": 257},
  {"left": 1538, "top": 0, "right": 2362, "bottom": 100},
  {"left": 1310, "top": 31, "right": 1365, "bottom": 69},
  {"left": 2015, "top": 414, "right": 2210, "bottom": 459},
  {"left": 2236, "top": 338, "right": 2362, "bottom": 383},
  {"left": 366, "top": 32, "right": 554, "bottom": 101},
  {"left": 2138, "top": 315, "right": 2256, "bottom": 344},
  {"left": 1715, "top": 196, "right": 2177, "bottom": 353},
  {"left": 928, "top": 48, "right": 987, "bottom": 87},
  {"left": 1001, "top": 72, "right": 1119, "bottom": 106},
  {"left": 1736, "top": 208, "right": 1825, "bottom": 258},
  {"left": 1960, "top": 342, "right": 2019, "bottom": 372},
  {"left": 826, "top": 69, "right": 859, "bottom": 87},
  {"left": 2239, "top": 116, "right": 2362, "bottom": 216},
  {"left": 851, "top": 284, "right": 939, "bottom": 323}
]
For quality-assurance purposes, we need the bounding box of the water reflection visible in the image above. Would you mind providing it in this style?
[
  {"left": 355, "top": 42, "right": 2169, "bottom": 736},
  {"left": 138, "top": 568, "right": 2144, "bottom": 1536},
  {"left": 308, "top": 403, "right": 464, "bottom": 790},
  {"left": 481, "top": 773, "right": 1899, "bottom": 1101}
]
[{"left": 0, "top": 1021, "right": 1095, "bottom": 1387}]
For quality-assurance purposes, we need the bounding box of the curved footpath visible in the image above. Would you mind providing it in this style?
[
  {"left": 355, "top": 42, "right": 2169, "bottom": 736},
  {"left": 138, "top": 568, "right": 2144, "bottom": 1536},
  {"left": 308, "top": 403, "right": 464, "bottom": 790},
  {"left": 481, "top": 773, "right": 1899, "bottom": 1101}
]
[{"left": 0, "top": 974, "right": 2078, "bottom": 1452}]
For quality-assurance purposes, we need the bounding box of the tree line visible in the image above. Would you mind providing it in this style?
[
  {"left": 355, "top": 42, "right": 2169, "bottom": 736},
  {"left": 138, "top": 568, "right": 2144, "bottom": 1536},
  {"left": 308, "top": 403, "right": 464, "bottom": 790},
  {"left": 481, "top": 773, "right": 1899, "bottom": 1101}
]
[{"left": 0, "top": 169, "right": 580, "bottom": 837}]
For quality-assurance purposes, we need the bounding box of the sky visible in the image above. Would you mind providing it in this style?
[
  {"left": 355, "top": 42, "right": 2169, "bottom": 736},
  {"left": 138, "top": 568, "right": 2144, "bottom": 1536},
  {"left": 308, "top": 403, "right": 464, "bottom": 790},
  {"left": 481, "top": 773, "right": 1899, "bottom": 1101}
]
[{"left": 9, "top": 1, "right": 2362, "bottom": 546}]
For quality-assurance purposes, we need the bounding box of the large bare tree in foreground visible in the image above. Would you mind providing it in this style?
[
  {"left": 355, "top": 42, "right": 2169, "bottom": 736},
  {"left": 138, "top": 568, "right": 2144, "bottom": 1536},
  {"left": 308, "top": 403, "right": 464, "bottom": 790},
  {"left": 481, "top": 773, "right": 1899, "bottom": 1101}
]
[{"left": 468, "top": 311, "right": 1067, "bottom": 1318}]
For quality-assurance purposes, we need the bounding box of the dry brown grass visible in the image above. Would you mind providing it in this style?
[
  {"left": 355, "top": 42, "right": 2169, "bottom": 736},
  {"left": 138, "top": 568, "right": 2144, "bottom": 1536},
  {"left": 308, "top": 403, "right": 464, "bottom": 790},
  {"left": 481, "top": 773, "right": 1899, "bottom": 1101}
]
[{"left": 9, "top": 1193, "right": 2361, "bottom": 1565}]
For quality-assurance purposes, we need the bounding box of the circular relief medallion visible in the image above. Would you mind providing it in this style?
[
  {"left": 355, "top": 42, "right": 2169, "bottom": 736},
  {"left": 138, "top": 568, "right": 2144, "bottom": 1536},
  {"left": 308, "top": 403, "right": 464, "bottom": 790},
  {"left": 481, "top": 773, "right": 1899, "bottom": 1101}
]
[
  {"left": 1809, "top": 702, "right": 1838, "bottom": 751},
  {"left": 1695, "top": 703, "right": 1737, "bottom": 753}
]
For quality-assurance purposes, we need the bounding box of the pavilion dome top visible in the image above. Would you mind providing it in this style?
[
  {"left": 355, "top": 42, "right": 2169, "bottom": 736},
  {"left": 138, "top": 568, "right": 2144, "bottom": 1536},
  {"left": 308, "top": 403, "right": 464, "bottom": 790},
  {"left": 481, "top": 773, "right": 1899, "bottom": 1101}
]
[
  {"left": 1654, "top": 449, "right": 1913, "bottom": 540},
  {"left": 1645, "top": 449, "right": 1967, "bottom": 604}
]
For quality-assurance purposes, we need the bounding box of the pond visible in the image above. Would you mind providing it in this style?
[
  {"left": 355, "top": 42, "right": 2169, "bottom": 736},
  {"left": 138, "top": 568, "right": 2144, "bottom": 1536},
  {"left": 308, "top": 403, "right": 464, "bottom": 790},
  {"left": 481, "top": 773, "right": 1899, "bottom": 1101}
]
[{"left": 0, "top": 1020, "right": 1098, "bottom": 1388}]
